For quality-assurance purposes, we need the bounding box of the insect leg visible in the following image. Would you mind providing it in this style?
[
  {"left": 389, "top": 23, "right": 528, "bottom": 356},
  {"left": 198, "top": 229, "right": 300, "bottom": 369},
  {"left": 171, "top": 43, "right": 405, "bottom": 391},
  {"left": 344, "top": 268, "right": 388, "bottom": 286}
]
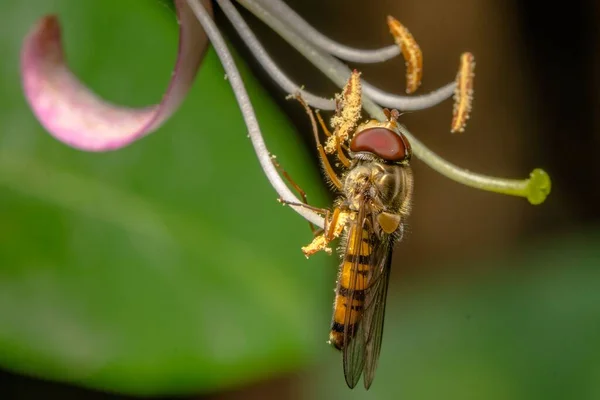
[
  {"left": 291, "top": 94, "right": 343, "bottom": 190},
  {"left": 301, "top": 206, "right": 349, "bottom": 257},
  {"left": 312, "top": 207, "right": 338, "bottom": 247},
  {"left": 335, "top": 140, "right": 351, "bottom": 168},
  {"left": 315, "top": 110, "right": 333, "bottom": 138},
  {"left": 324, "top": 207, "right": 342, "bottom": 241},
  {"left": 316, "top": 111, "right": 351, "bottom": 168},
  {"left": 272, "top": 156, "right": 321, "bottom": 234}
]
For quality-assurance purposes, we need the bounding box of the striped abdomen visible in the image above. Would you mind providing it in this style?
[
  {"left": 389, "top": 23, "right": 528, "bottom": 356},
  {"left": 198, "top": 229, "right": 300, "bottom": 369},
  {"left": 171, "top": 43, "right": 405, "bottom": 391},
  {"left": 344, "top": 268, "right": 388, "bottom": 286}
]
[{"left": 329, "top": 224, "right": 374, "bottom": 350}]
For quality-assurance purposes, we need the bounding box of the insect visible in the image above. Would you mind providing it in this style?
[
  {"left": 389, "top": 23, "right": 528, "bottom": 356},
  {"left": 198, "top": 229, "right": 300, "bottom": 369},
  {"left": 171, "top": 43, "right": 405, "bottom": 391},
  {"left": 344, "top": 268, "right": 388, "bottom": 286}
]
[
  {"left": 273, "top": 15, "right": 475, "bottom": 389},
  {"left": 278, "top": 70, "right": 413, "bottom": 389}
]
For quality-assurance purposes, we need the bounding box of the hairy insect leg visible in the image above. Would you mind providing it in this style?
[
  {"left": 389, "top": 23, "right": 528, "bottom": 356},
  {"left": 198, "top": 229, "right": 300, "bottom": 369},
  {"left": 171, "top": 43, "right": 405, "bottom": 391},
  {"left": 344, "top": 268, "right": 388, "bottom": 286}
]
[
  {"left": 291, "top": 94, "right": 343, "bottom": 189},
  {"left": 272, "top": 156, "right": 321, "bottom": 234},
  {"left": 301, "top": 206, "right": 348, "bottom": 257},
  {"left": 316, "top": 111, "right": 351, "bottom": 168},
  {"left": 277, "top": 198, "right": 329, "bottom": 216},
  {"left": 324, "top": 207, "right": 342, "bottom": 241},
  {"left": 335, "top": 140, "right": 351, "bottom": 168},
  {"left": 271, "top": 157, "right": 309, "bottom": 204},
  {"left": 315, "top": 110, "right": 333, "bottom": 138}
]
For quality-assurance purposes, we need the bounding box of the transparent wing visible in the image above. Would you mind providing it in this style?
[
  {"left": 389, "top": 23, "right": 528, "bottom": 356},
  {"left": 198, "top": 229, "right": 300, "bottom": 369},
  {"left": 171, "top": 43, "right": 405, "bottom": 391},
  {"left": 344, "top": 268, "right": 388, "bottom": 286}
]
[
  {"left": 341, "top": 203, "right": 368, "bottom": 389},
  {"left": 362, "top": 238, "right": 394, "bottom": 389},
  {"left": 341, "top": 203, "right": 395, "bottom": 389}
]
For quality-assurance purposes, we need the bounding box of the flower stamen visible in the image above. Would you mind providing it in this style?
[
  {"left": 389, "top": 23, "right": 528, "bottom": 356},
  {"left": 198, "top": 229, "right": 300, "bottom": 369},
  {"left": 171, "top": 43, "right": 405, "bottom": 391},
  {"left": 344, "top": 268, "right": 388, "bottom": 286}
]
[
  {"left": 387, "top": 16, "right": 423, "bottom": 94},
  {"left": 326, "top": 70, "right": 362, "bottom": 154},
  {"left": 451, "top": 52, "right": 475, "bottom": 133}
]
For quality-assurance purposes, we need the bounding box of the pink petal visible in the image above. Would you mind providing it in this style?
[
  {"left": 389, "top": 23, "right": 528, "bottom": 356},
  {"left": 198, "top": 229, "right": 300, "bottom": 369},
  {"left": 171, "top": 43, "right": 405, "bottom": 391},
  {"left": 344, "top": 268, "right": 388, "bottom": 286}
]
[{"left": 20, "top": 0, "right": 212, "bottom": 151}]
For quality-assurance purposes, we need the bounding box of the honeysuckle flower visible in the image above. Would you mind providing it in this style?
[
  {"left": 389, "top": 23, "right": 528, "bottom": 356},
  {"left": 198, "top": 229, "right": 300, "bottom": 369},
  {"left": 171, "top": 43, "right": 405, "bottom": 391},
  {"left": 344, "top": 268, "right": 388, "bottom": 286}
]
[
  {"left": 21, "top": 1, "right": 212, "bottom": 152},
  {"left": 20, "top": 0, "right": 551, "bottom": 231}
]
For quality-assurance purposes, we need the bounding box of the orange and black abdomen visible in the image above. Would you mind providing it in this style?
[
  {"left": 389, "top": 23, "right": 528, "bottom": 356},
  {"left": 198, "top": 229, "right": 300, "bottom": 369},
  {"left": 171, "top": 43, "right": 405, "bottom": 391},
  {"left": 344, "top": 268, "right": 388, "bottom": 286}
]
[{"left": 329, "top": 224, "right": 374, "bottom": 350}]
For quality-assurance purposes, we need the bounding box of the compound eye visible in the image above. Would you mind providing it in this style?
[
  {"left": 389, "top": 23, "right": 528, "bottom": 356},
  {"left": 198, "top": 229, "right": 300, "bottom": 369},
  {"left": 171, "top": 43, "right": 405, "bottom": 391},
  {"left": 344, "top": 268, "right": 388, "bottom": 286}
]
[{"left": 350, "top": 127, "right": 410, "bottom": 162}]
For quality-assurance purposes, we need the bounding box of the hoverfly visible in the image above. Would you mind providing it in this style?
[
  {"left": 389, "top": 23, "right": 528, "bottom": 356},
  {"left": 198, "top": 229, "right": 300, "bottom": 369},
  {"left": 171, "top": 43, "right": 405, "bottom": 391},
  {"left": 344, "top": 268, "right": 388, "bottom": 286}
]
[{"left": 278, "top": 70, "right": 413, "bottom": 389}]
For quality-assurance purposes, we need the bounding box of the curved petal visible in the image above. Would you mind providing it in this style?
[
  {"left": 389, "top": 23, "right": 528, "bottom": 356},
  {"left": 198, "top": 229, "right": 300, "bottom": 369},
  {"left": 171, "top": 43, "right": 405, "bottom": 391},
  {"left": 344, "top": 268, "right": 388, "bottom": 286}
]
[{"left": 20, "top": 0, "right": 212, "bottom": 151}]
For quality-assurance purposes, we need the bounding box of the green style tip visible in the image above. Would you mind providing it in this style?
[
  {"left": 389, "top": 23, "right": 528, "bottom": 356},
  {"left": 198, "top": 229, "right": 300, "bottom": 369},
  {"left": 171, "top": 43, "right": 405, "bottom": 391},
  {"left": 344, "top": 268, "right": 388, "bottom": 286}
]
[{"left": 526, "top": 168, "right": 551, "bottom": 205}]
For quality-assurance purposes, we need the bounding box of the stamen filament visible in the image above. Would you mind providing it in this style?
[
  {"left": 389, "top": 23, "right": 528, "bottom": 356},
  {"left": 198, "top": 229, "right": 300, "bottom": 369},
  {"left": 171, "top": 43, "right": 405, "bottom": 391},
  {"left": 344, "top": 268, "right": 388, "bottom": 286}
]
[
  {"left": 218, "top": 0, "right": 334, "bottom": 110},
  {"left": 186, "top": 0, "right": 325, "bottom": 228},
  {"left": 253, "top": 0, "right": 400, "bottom": 63},
  {"left": 362, "top": 80, "right": 456, "bottom": 111}
]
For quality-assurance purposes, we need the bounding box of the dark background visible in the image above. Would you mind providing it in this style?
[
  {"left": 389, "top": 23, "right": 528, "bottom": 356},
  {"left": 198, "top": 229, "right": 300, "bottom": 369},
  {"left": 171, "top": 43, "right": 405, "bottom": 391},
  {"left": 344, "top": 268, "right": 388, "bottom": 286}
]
[{"left": 3, "top": 0, "right": 599, "bottom": 399}]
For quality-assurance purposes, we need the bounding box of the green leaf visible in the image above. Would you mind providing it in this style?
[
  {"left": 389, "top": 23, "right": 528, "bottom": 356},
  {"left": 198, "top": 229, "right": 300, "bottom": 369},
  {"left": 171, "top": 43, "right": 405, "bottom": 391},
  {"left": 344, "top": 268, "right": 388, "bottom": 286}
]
[{"left": 0, "top": 0, "right": 333, "bottom": 395}]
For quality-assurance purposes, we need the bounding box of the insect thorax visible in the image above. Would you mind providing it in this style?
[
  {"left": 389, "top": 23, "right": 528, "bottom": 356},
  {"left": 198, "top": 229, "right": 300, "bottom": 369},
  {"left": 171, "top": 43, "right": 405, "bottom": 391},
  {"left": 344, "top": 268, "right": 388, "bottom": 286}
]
[{"left": 342, "top": 158, "right": 413, "bottom": 220}]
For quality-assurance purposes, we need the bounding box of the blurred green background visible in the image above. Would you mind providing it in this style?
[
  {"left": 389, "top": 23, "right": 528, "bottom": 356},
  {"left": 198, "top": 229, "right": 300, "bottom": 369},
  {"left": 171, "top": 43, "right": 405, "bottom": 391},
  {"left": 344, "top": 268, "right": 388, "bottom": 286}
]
[{"left": 1, "top": 0, "right": 599, "bottom": 399}]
